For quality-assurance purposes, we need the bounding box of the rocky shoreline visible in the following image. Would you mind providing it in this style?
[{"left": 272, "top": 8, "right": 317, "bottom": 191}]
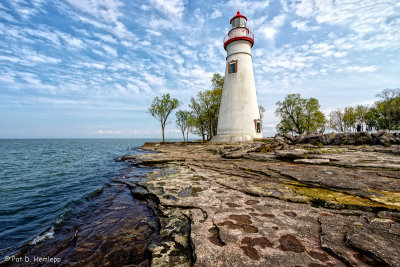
[
  {"left": 125, "top": 138, "right": 399, "bottom": 266},
  {"left": 2, "top": 137, "right": 399, "bottom": 266},
  {"left": 275, "top": 130, "right": 400, "bottom": 147}
]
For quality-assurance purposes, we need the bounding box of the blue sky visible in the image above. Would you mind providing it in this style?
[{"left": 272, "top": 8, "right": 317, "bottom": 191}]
[{"left": 0, "top": 0, "right": 399, "bottom": 138}]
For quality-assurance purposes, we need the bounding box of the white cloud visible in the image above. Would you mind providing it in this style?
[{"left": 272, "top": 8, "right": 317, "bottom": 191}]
[
  {"left": 261, "top": 27, "right": 277, "bottom": 39},
  {"left": 142, "top": 72, "right": 166, "bottom": 87},
  {"left": 141, "top": 5, "right": 150, "bottom": 11},
  {"left": 0, "top": 55, "right": 21, "bottom": 63},
  {"left": 93, "top": 33, "right": 118, "bottom": 44},
  {"left": 64, "top": 0, "right": 134, "bottom": 39},
  {"left": 135, "top": 80, "right": 152, "bottom": 93},
  {"left": 67, "top": 0, "right": 122, "bottom": 23},
  {"left": 127, "top": 83, "right": 140, "bottom": 94},
  {"left": 225, "top": 0, "right": 270, "bottom": 16},
  {"left": 345, "top": 65, "right": 378, "bottom": 72},
  {"left": 0, "top": 72, "right": 15, "bottom": 83},
  {"left": 24, "top": 27, "right": 61, "bottom": 46},
  {"left": 121, "top": 40, "right": 133, "bottom": 47},
  {"left": 4, "top": 49, "right": 62, "bottom": 65},
  {"left": 210, "top": 10, "right": 222, "bottom": 19},
  {"left": 10, "top": 0, "right": 43, "bottom": 19},
  {"left": 260, "top": 14, "right": 286, "bottom": 40},
  {"left": 149, "top": 0, "right": 186, "bottom": 19},
  {"left": 108, "top": 62, "right": 132, "bottom": 71},
  {"left": 146, "top": 29, "right": 162, "bottom": 36},
  {"left": 58, "top": 32, "right": 85, "bottom": 49},
  {"left": 291, "top": 20, "right": 319, "bottom": 31},
  {"left": 19, "top": 72, "right": 41, "bottom": 85},
  {"left": 28, "top": 54, "right": 61, "bottom": 64},
  {"left": 94, "top": 129, "right": 122, "bottom": 135},
  {"left": 0, "top": 10, "right": 17, "bottom": 22},
  {"left": 102, "top": 44, "right": 117, "bottom": 56},
  {"left": 294, "top": 0, "right": 315, "bottom": 18},
  {"left": 82, "top": 62, "right": 106, "bottom": 69}
]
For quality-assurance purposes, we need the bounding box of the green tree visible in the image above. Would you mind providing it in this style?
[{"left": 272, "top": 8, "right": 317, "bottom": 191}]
[
  {"left": 355, "top": 105, "right": 369, "bottom": 131},
  {"left": 189, "top": 73, "right": 223, "bottom": 141},
  {"left": 175, "top": 110, "right": 191, "bottom": 142},
  {"left": 148, "top": 93, "right": 180, "bottom": 143},
  {"left": 304, "top": 98, "right": 326, "bottom": 133},
  {"left": 275, "top": 94, "right": 326, "bottom": 134},
  {"left": 189, "top": 96, "right": 207, "bottom": 141},
  {"left": 365, "top": 107, "right": 381, "bottom": 131},
  {"left": 365, "top": 89, "right": 400, "bottom": 131},
  {"left": 343, "top": 107, "right": 358, "bottom": 131},
  {"left": 258, "top": 105, "right": 265, "bottom": 122},
  {"left": 375, "top": 89, "right": 400, "bottom": 130},
  {"left": 211, "top": 73, "right": 224, "bottom": 91},
  {"left": 329, "top": 109, "right": 345, "bottom": 132}
]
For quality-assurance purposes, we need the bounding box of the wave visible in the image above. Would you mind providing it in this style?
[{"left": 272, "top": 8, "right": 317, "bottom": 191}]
[{"left": 29, "top": 226, "right": 54, "bottom": 245}]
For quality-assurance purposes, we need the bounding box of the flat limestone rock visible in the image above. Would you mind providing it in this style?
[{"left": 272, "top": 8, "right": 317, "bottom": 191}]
[
  {"left": 131, "top": 142, "right": 400, "bottom": 267},
  {"left": 243, "top": 153, "right": 276, "bottom": 161},
  {"left": 294, "top": 158, "right": 330, "bottom": 164},
  {"left": 274, "top": 149, "right": 308, "bottom": 159},
  {"left": 319, "top": 215, "right": 377, "bottom": 267},
  {"left": 346, "top": 219, "right": 400, "bottom": 267}
]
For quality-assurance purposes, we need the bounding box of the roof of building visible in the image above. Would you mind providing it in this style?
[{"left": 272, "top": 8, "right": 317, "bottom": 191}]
[{"left": 230, "top": 11, "right": 247, "bottom": 24}]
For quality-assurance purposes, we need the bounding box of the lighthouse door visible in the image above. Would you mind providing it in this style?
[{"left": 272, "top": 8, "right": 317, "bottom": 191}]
[{"left": 254, "top": 119, "right": 262, "bottom": 133}]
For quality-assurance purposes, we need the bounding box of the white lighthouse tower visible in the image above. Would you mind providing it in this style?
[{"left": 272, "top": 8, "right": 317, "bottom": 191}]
[{"left": 212, "top": 11, "right": 262, "bottom": 143}]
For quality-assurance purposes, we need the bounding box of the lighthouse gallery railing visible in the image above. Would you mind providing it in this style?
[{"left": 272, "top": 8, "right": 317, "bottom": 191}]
[{"left": 223, "top": 27, "right": 254, "bottom": 48}]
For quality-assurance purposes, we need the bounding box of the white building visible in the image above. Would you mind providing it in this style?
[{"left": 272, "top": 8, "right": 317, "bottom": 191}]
[{"left": 212, "top": 11, "right": 262, "bottom": 143}]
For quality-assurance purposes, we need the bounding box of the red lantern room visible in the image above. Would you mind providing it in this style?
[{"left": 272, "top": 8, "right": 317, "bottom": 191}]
[{"left": 223, "top": 11, "right": 254, "bottom": 50}]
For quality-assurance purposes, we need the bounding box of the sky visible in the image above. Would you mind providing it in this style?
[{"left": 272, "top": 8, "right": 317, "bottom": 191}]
[{"left": 0, "top": 0, "right": 399, "bottom": 138}]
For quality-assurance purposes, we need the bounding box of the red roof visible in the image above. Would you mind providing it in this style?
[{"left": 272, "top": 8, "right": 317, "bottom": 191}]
[{"left": 230, "top": 11, "right": 247, "bottom": 24}]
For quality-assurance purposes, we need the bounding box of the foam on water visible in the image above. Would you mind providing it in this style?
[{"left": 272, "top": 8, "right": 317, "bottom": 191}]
[{"left": 30, "top": 227, "right": 55, "bottom": 245}]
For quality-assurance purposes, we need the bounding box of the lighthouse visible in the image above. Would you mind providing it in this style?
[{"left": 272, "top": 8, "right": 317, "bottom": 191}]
[{"left": 212, "top": 11, "right": 262, "bottom": 143}]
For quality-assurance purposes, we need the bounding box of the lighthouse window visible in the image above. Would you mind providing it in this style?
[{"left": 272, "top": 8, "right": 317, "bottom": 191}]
[{"left": 228, "top": 60, "right": 237, "bottom": 74}]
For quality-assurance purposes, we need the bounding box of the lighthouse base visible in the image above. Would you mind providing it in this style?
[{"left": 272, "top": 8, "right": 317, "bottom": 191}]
[{"left": 210, "top": 134, "right": 253, "bottom": 143}]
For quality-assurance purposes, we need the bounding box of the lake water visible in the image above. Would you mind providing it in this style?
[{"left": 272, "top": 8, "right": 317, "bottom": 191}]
[{"left": 0, "top": 138, "right": 168, "bottom": 260}]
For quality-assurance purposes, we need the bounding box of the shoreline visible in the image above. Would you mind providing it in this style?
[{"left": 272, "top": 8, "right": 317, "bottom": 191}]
[
  {"left": 2, "top": 139, "right": 399, "bottom": 266},
  {"left": 0, "top": 149, "right": 160, "bottom": 267}
]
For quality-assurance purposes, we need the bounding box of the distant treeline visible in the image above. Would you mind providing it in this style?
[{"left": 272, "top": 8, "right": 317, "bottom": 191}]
[{"left": 275, "top": 88, "right": 400, "bottom": 135}]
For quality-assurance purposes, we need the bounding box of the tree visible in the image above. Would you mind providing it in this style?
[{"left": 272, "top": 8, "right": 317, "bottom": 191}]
[
  {"left": 275, "top": 94, "right": 326, "bottom": 134},
  {"left": 365, "top": 107, "right": 380, "bottom": 131},
  {"left": 375, "top": 89, "right": 400, "bottom": 131},
  {"left": 304, "top": 98, "right": 326, "bottom": 133},
  {"left": 258, "top": 105, "right": 265, "bottom": 121},
  {"left": 189, "top": 73, "right": 223, "bottom": 141},
  {"left": 211, "top": 73, "right": 224, "bottom": 91},
  {"left": 175, "top": 110, "right": 191, "bottom": 142},
  {"left": 343, "top": 107, "right": 358, "bottom": 131},
  {"left": 355, "top": 105, "right": 369, "bottom": 131},
  {"left": 364, "top": 89, "right": 400, "bottom": 131},
  {"left": 189, "top": 96, "right": 207, "bottom": 141},
  {"left": 148, "top": 93, "right": 180, "bottom": 143},
  {"left": 329, "top": 109, "right": 345, "bottom": 132}
]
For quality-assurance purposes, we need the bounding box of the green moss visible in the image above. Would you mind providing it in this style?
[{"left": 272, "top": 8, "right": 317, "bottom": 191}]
[
  {"left": 284, "top": 181, "right": 400, "bottom": 211},
  {"left": 367, "top": 189, "right": 400, "bottom": 207},
  {"left": 190, "top": 187, "right": 204, "bottom": 196},
  {"left": 321, "top": 149, "right": 346, "bottom": 154},
  {"left": 260, "top": 146, "right": 273, "bottom": 153}
]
